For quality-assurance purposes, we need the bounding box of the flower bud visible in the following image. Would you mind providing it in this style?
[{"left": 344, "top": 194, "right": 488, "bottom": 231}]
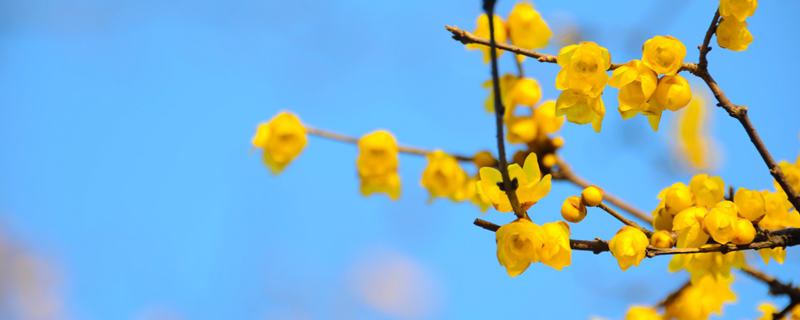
[
  {"left": 650, "top": 230, "right": 674, "bottom": 248},
  {"left": 731, "top": 218, "right": 756, "bottom": 245},
  {"left": 472, "top": 150, "right": 497, "bottom": 168},
  {"left": 653, "top": 75, "right": 692, "bottom": 112},
  {"left": 581, "top": 186, "right": 603, "bottom": 207},
  {"left": 561, "top": 196, "right": 587, "bottom": 223},
  {"left": 609, "top": 226, "right": 649, "bottom": 271}
]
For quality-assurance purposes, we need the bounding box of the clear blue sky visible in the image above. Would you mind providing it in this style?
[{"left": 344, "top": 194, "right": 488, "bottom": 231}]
[{"left": 1, "top": 0, "right": 799, "bottom": 319}]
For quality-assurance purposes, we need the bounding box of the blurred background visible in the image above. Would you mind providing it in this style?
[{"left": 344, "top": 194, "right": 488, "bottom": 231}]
[{"left": 1, "top": 0, "right": 799, "bottom": 319}]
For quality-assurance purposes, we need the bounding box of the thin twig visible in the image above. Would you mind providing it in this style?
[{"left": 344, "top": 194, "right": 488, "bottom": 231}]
[
  {"left": 740, "top": 266, "right": 800, "bottom": 319},
  {"left": 484, "top": 0, "right": 526, "bottom": 220},
  {"left": 552, "top": 157, "right": 653, "bottom": 225},
  {"left": 689, "top": 9, "right": 800, "bottom": 212},
  {"left": 597, "top": 202, "right": 653, "bottom": 237},
  {"left": 304, "top": 126, "right": 474, "bottom": 162},
  {"left": 656, "top": 280, "right": 692, "bottom": 308},
  {"left": 473, "top": 218, "right": 800, "bottom": 257}
]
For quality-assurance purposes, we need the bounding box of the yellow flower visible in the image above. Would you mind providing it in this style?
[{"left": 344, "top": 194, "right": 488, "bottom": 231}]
[
  {"left": 775, "top": 158, "right": 800, "bottom": 197},
  {"left": 672, "top": 206, "right": 709, "bottom": 249},
  {"left": 555, "top": 41, "right": 611, "bottom": 97},
  {"left": 533, "top": 101, "right": 565, "bottom": 135},
  {"left": 420, "top": 150, "right": 468, "bottom": 202},
  {"left": 652, "top": 75, "right": 692, "bottom": 114},
  {"left": 719, "top": 0, "right": 758, "bottom": 22},
  {"left": 507, "top": 2, "right": 551, "bottom": 51},
  {"left": 506, "top": 107, "right": 539, "bottom": 144},
  {"left": 759, "top": 191, "right": 800, "bottom": 230},
  {"left": 664, "top": 275, "right": 736, "bottom": 319},
  {"left": 483, "top": 74, "right": 518, "bottom": 115},
  {"left": 538, "top": 221, "right": 572, "bottom": 270},
  {"left": 689, "top": 174, "right": 725, "bottom": 208},
  {"left": 581, "top": 186, "right": 603, "bottom": 207},
  {"left": 454, "top": 175, "right": 491, "bottom": 212},
  {"left": 510, "top": 77, "right": 543, "bottom": 107},
  {"left": 609, "top": 226, "right": 649, "bottom": 271},
  {"left": 683, "top": 250, "right": 745, "bottom": 282},
  {"left": 732, "top": 218, "right": 756, "bottom": 245},
  {"left": 624, "top": 306, "right": 662, "bottom": 320},
  {"left": 561, "top": 196, "right": 586, "bottom": 223},
  {"left": 757, "top": 303, "right": 777, "bottom": 320},
  {"left": 252, "top": 111, "right": 308, "bottom": 174},
  {"left": 652, "top": 201, "right": 674, "bottom": 231},
  {"left": 733, "top": 188, "right": 766, "bottom": 221},
  {"left": 476, "top": 152, "right": 552, "bottom": 212},
  {"left": 357, "top": 130, "right": 401, "bottom": 199},
  {"left": 703, "top": 201, "right": 739, "bottom": 243},
  {"left": 468, "top": 14, "right": 507, "bottom": 64},
  {"left": 658, "top": 182, "right": 694, "bottom": 216},
  {"left": 642, "top": 35, "right": 686, "bottom": 76},
  {"left": 608, "top": 60, "right": 661, "bottom": 130},
  {"left": 675, "top": 95, "right": 716, "bottom": 171},
  {"left": 496, "top": 219, "right": 542, "bottom": 277},
  {"left": 758, "top": 247, "right": 786, "bottom": 265},
  {"left": 555, "top": 89, "right": 605, "bottom": 132},
  {"left": 716, "top": 18, "right": 754, "bottom": 52},
  {"left": 650, "top": 230, "right": 674, "bottom": 248}
]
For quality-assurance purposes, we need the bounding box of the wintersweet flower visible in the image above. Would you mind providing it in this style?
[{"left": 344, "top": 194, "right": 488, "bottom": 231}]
[
  {"left": 555, "top": 41, "right": 611, "bottom": 97},
  {"left": 538, "top": 221, "right": 572, "bottom": 270},
  {"left": 561, "top": 196, "right": 586, "bottom": 223},
  {"left": 476, "top": 152, "right": 552, "bottom": 212},
  {"left": 252, "top": 111, "right": 307, "bottom": 174},
  {"left": 689, "top": 174, "right": 725, "bottom": 208},
  {"left": 683, "top": 250, "right": 745, "bottom": 282},
  {"left": 731, "top": 218, "right": 756, "bottom": 245},
  {"left": 775, "top": 157, "right": 800, "bottom": 197},
  {"left": 664, "top": 275, "right": 736, "bottom": 319},
  {"left": 581, "top": 186, "right": 603, "bottom": 207},
  {"left": 658, "top": 182, "right": 694, "bottom": 216},
  {"left": 758, "top": 247, "right": 786, "bottom": 265},
  {"left": 676, "top": 95, "right": 715, "bottom": 171},
  {"left": 651, "top": 201, "right": 674, "bottom": 231},
  {"left": 483, "top": 74, "right": 519, "bottom": 115},
  {"left": 468, "top": 14, "right": 507, "bottom": 64},
  {"left": 624, "top": 306, "right": 662, "bottom": 320},
  {"left": 641, "top": 35, "right": 686, "bottom": 76},
  {"left": 454, "top": 175, "right": 491, "bottom": 212},
  {"left": 609, "top": 226, "right": 649, "bottom": 271},
  {"left": 716, "top": 18, "right": 754, "bottom": 52},
  {"left": 758, "top": 191, "right": 800, "bottom": 230},
  {"left": 651, "top": 75, "right": 692, "bottom": 112},
  {"left": 420, "top": 150, "right": 468, "bottom": 202},
  {"left": 719, "top": 0, "right": 758, "bottom": 22},
  {"left": 555, "top": 89, "right": 605, "bottom": 132},
  {"left": 672, "top": 206, "right": 709, "bottom": 249},
  {"left": 733, "top": 188, "right": 766, "bottom": 221},
  {"left": 703, "top": 201, "right": 739, "bottom": 243},
  {"left": 506, "top": 106, "right": 539, "bottom": 144},
  {"left": 496, "top": 219, "right": 542, "bottom": 277},
  {"left": 507, "top": 2, "right": 551, "bottom": 51},
  {"left": 607, "top": 60, "right": 661, "bottom": 130},
  {"left": 650, "top": 230, "right": 674, "bottom": 248},
  {"left": 357, "top": 130, "right": 401, "bottom": 199},
  {"left": 533, "top": 101, "right": 565, "bottom": 135}
]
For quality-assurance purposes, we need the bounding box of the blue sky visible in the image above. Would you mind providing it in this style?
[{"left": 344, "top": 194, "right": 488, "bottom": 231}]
[{"left": 1, "top": 0, "right": 799, "bottom": 319}]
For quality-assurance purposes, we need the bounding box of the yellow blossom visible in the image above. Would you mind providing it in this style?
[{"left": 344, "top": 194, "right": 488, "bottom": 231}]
[
  {"left": 775, "top": 158, "right": 800, "bottom": 197},
  {"left": 555, "top": 41, "right": 611, "bottom": 97},
  {"left": 652, "top": 201, "right": 674, "bottom": 231},
  {"left": 507, "top": 2, "right": 551, "bottom": 52},
  {"left": 732, "top": 218, "right": 756, "bottom": 244},
  {"left": 759, "top": 191, "right": 800, "bottom": 230},
  {"left": 758, "top": 247, "right": 786, "bottom": 265},
  {"left": 757, "top": 303, "right": 778, "bottom": 320},
  {"left": 609, "top": 226, "right": 649, "bottom": 271},
  {"left": 454, "top": 175, "right": 491, "bottom": 212},
  {"left": 357, "top": 130, "right": 401, "bottom": 199},
  {"left": 733, "top": 188, "right": 766, "bottom": 221},
  {"left": 689, "top": 174, "right": 725, "bottom": 208},
  {"left": 683, "top": 250, "right": 745, "bottom": 282},
  {"left": 472, "top": 150, "right": 497, "bottom": 168},
  {"left": 581, "top": 186, "right": 603, "bottom": 207},
  {"left": 675, "top": 95, "right": 716, "bottom": 171},
  {"left": 642, "top": 35, "right": 686, "bottom": 76},
  {"left": 672, "top": 206, "right": 709, "bottom": 249},
  {"left": 420, "top": 150, "right": 468, "bottom": 202},
  {"left": 476, "top": 152, "right": 552, "bottom": 212},
  {"left": 652, "top": 75, "right": 692, "bottom": 114},
  {"left": 496, "top": 219, "right": 542, "bottom": 277},
  {"left": 658, "top": 182, "right": 694, "bottom": 216},
  {"left": 608, "top": 60, "right": 661, "bottom": 130},
  {"left": 252, "top": 111, "right": 308, "bottom": 174},
  {"left": 555, "top": 89, "right": 605, "bottom": 132},
  {"left": 506, "top": 107, "right": 538, "bottom": 144},
  {"left": 533, "top": 101, "right": 565, "bottom": 135},
  {"left": 624, "top": 306, "right": 662, "bottom": 320},
  {"left": 650, "top": 230, "right": 674, "bottom": 248},
  {"left": 483, "top": 74, "right": 518, "bottom": 115},
  {"left": 561, "top": 196, "right": 586, "bottom": 223},
  {"left": 538, "top": 221, "right": 572, "bottom": 270},
  {"left": 510, "top": 77, "right": 543, "bottom": 107},
  {"left": 719, "top": 0, "right": 758, "bottom": 22},
  {"left": 664, "top": 275, "right": 736, "bottom": 319},
  {"left": 703, "top": 201, "right": 739, "bottom": 244},
  {"left": 468, "top": 14, "right": 507, "bottom": 64},
  {"left": 716, "top": 18, "right": 754, "bottom": 52}
]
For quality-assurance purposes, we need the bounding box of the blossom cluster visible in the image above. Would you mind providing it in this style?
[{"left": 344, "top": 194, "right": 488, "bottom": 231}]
[{"left": 717, "top": 0, "right": 757, "bottom": 51}]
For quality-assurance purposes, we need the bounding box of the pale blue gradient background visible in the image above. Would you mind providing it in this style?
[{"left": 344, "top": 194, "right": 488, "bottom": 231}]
[{"left": 1, "top": 0, "right": 799, "bottom": 319}]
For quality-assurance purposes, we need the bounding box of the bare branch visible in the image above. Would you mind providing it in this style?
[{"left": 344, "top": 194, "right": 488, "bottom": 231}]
[{"left": 597, "top": 202, "right": 653, "bottom": 237}]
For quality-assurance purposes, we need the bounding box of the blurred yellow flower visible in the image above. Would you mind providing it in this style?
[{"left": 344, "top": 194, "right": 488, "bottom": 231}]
[
  {"left": 664, "top": 275, "right": 736, "bottom": 319},
  {"left": 496, "top": 219, "right": 542, "bottom": 277},
  {"left": 252, "top": 111, "right": 307, "bottom": 174},
  {"left": 476, "top": 152, "right": 552, "bottom": 212},
  {"left": 507, "top": 2, "right": 551, "bottom": 51},
  {"left": 674, "top": 95, "right": 717, "bottom": 171},
  {"left": 609, "top": 226, "right": 649, "bottom": 271},
  {"left": 624, "top": 306, "right": 662, "bottom": 320},
  {"left": 420, "top": 150, "right": 468, "bottom": 202},
  {"left": 642, "top": 35, "right": 686, "bottom": 75},
  {"left": 719, "top": 0, "right": 758, "bottom": 22},
  {"left": 468, "top": 14, "right": 507, "bottom": 64},
  {"left": 357, "top": 130, "right": 401, "bottom": 199},
  {"left": 756, "top": 303, "right": 778, "bottom": 320},
  {"left": 555, "top": 41, "right": 611, "bottom": 97},
  {"left": 716, "top": 18, "right": 754, "bottom": 52}
]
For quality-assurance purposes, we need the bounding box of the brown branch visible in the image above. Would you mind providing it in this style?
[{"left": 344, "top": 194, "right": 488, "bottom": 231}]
[
  {"left": 484, "top": 0, "right": 526, "bottom": 220},
  {"left": 552, "top": 157, "right": 654, "bottom": 225},
  {"left": 446, "top": 25, "right": 698, "bottom": 73},
  {"left": 688, "top": 9, "right": 800, "bottom": 212},
  {"left": 656, "top": 280, "right": 692, "bottom": 308},
  {"left": 740, "top": 266, "right": 800, "bottom": 319},
  {"left": 304, "top": 126, "right": 474, "bottom": 162},
  {"left": 473, "top": 218, "right": 800, "bottom": 257},
  {"left": 597, "top": 202, "right": 653, "bottom": 237}
]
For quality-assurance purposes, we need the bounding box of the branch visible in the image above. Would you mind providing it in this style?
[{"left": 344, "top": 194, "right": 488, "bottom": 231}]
[
  {"left": 656, "top": 280, "right": 692, "bottom": 308},
  {"left": 740, "top": 266, "right": 800, "bottom": 319},
  {"left": 473, "top": 218, "right": 800, "bottom": 257},
  {"left": 597, "top": 202, "right": 653, "bottom": 237},
  {"left": 484, "top": 0, "right": 526, "bottom": 219},
  {"left": 688, "top": 9, "right": 800, "bottom": 212},
  {"left": 304, "top": 126, "right": 474, "bottom": 162},
  {"left": 552, "top": 157, "right": 654, "bottom": 225}
]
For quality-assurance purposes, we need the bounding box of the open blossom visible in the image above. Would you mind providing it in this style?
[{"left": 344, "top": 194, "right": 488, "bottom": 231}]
[
  {"left": 658, "top": 182, "right": 694, "bottom": 216},
  {"left": 252, "top": 111, "right": 307, "bottom": 174},
  {"left": 496, "top": 219, "right": 542, "bottom": 277},
  {"left": 420, "top": 150, "right": 468, "bottom": 202},
  {"left": 538, "top": 221, "right": 572, "bottom": 270},
  {"left": 555, "top": 89, "right": 605, "bottom": 132},
  {"left": 689, "top": 174, "right": 725, "bottom": 208},
  {"left": 476, "top": 152, "right": 552, "bottom": 212},
  {"left": 609, "top": 226, "right": 649, "bottom": 271},
  {"left": 641, "top": 35, "right": 686, "bottom": 76},
  {"left": 703, "top": 201, "right": 739, "bottom": 244},
  {"left": 719, "top": 0, "right": 758, "bottom": 22},
  {"left": 468, "top": 14, "right": 507, "bottom": 64},
  {"left": 733, "top": 187, "right": 766, "bottom": 221},
  {"left": 716, "top": 18, "right": 754, "bottom": 52},
  {"left": 607, "top": 60, "right": 660, "bottom": 130},
  {"left": 507, "top": 2, "right": 551, "bottom": 51},
  {"left": 357, "top": 130, "right": 401, "bottom": 199},
  {"left": 555, "top": 41, "right": 611, "bottom": 97}
]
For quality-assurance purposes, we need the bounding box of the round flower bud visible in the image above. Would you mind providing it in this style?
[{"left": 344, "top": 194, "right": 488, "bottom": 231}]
[
  {"left": 551, "top": 136, "right": 565, "bottom": 148},
  {"left": 472, "top": 150, "right": 497, "bottom": 168},
  {"left": 561, "top": 196, "right": 587, "bottom": 223},
  {"left": 732, "top": 218, "right": 756, "bottom": 245},
  {"left": 542, "top": 153, "right": 557, "bottom": 168},
  {"left": 581, "top": 186, "right": 603, "bottom": 207},
  {"left": 650, "top": 230, "right": 674, "bottom": 248},
  {"left": 609, "top": 226, "right": 649, "bottom": 271},
  {"left": 663, "top": 183, "right": 693, "bottom": 216},
  {"left": 733, "top": 187, "right": 766, "bottom": 221},
  {"left": 653, "top": 75, "right": 692, "bottom": 112}
]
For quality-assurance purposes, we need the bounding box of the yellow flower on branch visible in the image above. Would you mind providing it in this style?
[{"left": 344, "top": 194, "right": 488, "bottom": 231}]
[
  {"left": 476, "top": 152, "right": 552, "bottom": 212},
  {"left": 624, "top": 306, "right": 662, "bottom": 320},
  {"left": 533, "top": 101, "right": 565, "bottom": 135},
  {"left": 658, "top": 182, "right": 694, "bottom": 216},
  {"left": 757, "top": 303, "right": 778, "bottom": 320},
  {"left": 357, "top": 130, "right": 401, "bottom": 199},
  {"left": 652, "top": 75, "right": 692, "bottom": 112},
  {"left": 420, "top": 150, "right": 468, "bottom": 202},
  {"left": 758, "top": 247, "right": 786, "bottom": 265},
  {"left": 507, "top": 2, "right": 552, "bottom": 51},
  {"left": 506, "top": 100, "right": 564, "bottom": 144},
  {"left": 775, "top": 157, "right": 800, "bottom": 198},
  {"left": 609, "top": 226, "right": 649, "bottom": 271},
  {"left": 555, "top": 41, "right": 611, "bottom": 97},
  {"left": 703, "top": 201, "right": 739, "bottom": 244},
  {"left": 496, "top": 219, "right": 542, "bottom": 277},
  {"left": 716, "top": 18, "right": 754, "bottom": 52},
  {"left": 252, "top": 111, "right": 307, "bottom": 174},
  {"left": 733, "top": 188, "right": 766, "bottom": 221},
  {"left": 641, "top": 35, "right": 686, "bottom": 76},
  {"left": 607, "top": 59, "right": 660, "bottom": 130},
  {"left": 689, "top": 174, "right": 725, "bottom": 208},
  {"left": 538, "top": 221, "right": 572, "bottom": 270},
  {"left": 664, "top": 275, "right": 736, "bottom": 320},
  {"left": 719, "top": 0, "right": 758, "bottom": 22},
  {"left": 468, "top": 14, "right": 507, "bottom": 64},
  {"left": 555, "top": 89, "right": 605, "bottom": 132}
]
